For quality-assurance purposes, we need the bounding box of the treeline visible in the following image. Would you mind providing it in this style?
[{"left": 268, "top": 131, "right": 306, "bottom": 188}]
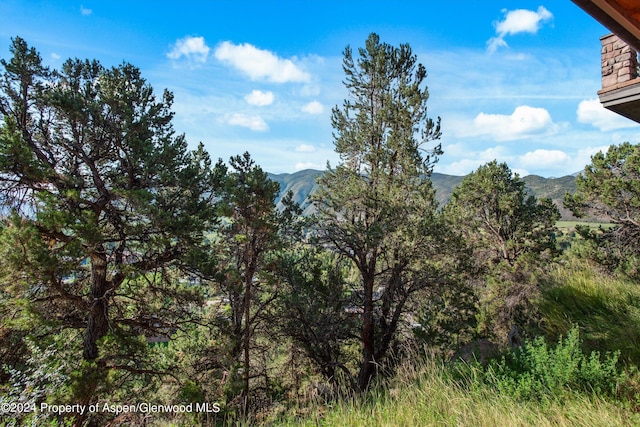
[{"left": 0, "top": 34, "right": 639, "bottom": 426}]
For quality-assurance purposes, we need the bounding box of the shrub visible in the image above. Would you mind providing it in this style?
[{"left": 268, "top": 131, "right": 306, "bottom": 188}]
[{"left": 483, "top": 326, "right": 625, "bottom": 401}]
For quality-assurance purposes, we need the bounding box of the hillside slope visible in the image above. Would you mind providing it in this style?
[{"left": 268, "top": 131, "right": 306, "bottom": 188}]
[{"left": 268, "top": 170, "right": 579, "bottom": 220}]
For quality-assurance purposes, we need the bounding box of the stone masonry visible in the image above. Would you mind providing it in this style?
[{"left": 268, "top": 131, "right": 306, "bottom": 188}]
[{"left": 601, "top": 33, "right": 639, "bottom": 89}]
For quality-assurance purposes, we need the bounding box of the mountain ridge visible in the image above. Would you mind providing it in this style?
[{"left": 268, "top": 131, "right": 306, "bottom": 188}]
[{"left": 268, "top": 169, "right": 579, "bottom": 220}]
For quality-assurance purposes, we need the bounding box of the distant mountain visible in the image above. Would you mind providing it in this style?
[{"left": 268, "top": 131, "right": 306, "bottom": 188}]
[
  {"left": 521, "top": 175, "right": 577, "bottom": 220},
  {"left": 267, "top": 169, "right": 322, "bottom": 215},
  {"left": 430, "top": 173, "right": 465, "bottom": 207},
  {"left": 268, "top": 169, "right": 579, "bottom": 220}
]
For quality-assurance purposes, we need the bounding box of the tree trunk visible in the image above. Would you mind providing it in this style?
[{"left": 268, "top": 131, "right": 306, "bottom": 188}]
[
  {"left": 83, "top": 248, "right": 110, "bottom": 360},
  {"left": 242, "top": 255, "right": 254, "bottom": 415},
  {"left": 230, "top": 282, "right": 243, "bottom": 358},
  {"left": 357, "top": 268, "right": 376, "bottom": 391}
]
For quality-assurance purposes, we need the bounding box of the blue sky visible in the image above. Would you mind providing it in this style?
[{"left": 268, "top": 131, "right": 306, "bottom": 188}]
[{"left": 2, "top": 1, "right": 639, "bottom": 177}]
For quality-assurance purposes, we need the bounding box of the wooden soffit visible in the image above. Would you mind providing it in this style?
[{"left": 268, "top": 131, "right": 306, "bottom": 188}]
[{"left": 572, "top": 0, "right": 640, "bottom": 52}]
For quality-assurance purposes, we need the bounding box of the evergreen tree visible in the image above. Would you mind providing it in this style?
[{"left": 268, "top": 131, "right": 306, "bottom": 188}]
[
  {"left": 215, "top": 152, "right": 282, "bottom": 413},
  {"left": 0, "top": 37, "right": 219, "bottom": 404},
  {"left": 565, "top": 142, "right": 640, "bottom": 280},
  {"left": 445, "top": 160, "right": 560, "bottom": 267},
  {"left": 444, "top": 161, "right": 560, "bottom": 343},
  {"left": 314, "top": 33, "right": 448, "bottom": 391},
  {"left": 276, "top": 246, "right": 359, "bottom": 388}
]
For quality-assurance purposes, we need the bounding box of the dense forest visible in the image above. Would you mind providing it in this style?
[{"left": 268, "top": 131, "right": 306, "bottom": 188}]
[{"left": 1, "top": 33, "right": 639, "bottom": 426}]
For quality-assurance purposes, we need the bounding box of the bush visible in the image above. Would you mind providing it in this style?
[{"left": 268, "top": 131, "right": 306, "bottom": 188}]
[{"left": 483, "top": 326, "right": 624, "bottom": 401}]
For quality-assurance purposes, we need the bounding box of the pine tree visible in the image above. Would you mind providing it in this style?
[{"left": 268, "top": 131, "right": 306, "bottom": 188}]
[
  {"left": 444, "top": 161, "right": 560, "bottom": 343},
  {"left": 0, "top": 37, "right": 219, "bottom": 383},
  {"left": 445, "top": 160, "right": 560, "bottom": 266},
  {"left": 215, "top": 152, "right": 282, "bottom": 413},
  {"left": 565, "top": 142, "right": 640, "bottom": 280},
  {"left": 314, "top": 33, "right": 448, "bottom": 391}
]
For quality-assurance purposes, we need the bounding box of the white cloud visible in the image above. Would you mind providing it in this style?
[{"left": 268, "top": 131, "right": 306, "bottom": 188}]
[
  {"left": 487, "top": 37, "right": 508, "bottom": 54},
  {"left": 301, "top": 101, "right": 324, "bottom": 114},
  {"left": 511, "top": 168, "right": 531, "bottom": 178},
  {"left": 436, "top": 146, "right": 512, "bottom": 176},
  {"left": 518, "top": 149, "right": 569, "bottom": 169},
  {"left": 438, "top": 146, "right": 583, "bottom": 178},
  {"left": 576, "top": 99, "right": 639, "bottom": 131},
  {"left": 496, "top": 6, "right": 553, "bottom": 35},
  {"left": 513, "top": 146, "right": 613, "bottom": 176},
  {"left": 441, "top": 142, "right": 467, "bottom": 157},
  {"left": 295, "top": 144, "right": 316, "bottom": 153},
  {"left": 51, "top": 52, "right": 61, "bottom": 60},
  {"left": 438, "top": 158, "right": 488, "bottom": 176},
  {"left": 80, "top": 6, "right": 92, "bottom": 16},
  {"left": 214, "top": 41, "right": 310, "bottom": 83},
  {"left": 244, "top": 90, "right": 274, "bottom": 106},
  {"left": 487, "top": 6, "right": 553, "bottom": 53},
  {"left": 226, "top": 113, "right": 268, "bottom": 132},
  {"left": 472, "top": 105, "right": 557, "bottom": 141},
  {"left": 576, "top": 145, "right": 610, "bottom": 167},
  {"left": 167, "top": 36, "right": 210, "bottom": 63}
]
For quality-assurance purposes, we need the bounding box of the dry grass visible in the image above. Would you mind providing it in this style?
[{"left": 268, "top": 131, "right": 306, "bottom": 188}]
[{"left": 277, "top": 356, "right": 636, "bottom": 427}]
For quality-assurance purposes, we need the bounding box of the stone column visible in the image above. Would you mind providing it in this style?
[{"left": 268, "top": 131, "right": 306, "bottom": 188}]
[{"left": 601, "top": 33, "right": 639, "bottom": 89}]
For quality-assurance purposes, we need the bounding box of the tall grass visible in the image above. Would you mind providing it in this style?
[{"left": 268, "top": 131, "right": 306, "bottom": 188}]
[
  {"left": 541, "top": 257, "right": 640, "bottom": 364},
  {"left": 277, "top": 355, "right": 635, "bottom": 427}
]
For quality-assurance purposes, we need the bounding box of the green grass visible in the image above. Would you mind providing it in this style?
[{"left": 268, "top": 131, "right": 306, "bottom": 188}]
[
  {"left": 276, "top": 357, "right": 636, "bottom": 427},
  {"left": 556, "top": 221, "right": 614, "bottom": 232},
  {"left": 541, "top": 258, "right": 640, "bottom": 365}
]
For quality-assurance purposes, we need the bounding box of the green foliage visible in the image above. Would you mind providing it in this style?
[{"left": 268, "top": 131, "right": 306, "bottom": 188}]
[
  {"left": 0, "top": 36, "right": 220, "bottom": 415},
  {"left": 445, "top": 160, "right": 560, "bottom": 266},
  {"left": 314, "top": 32, "right": 453, "bottom": 391},
  {"left": 541, "top": 257, "right": 640, "bottom": 365},
  {"left": 2, "top": 35, "right": 639, "bottom": 426},
  {"left": 565, "top": 142, "right": 640, "bottom": 281},
  {"left": 444, "top": 161, "right": 560, "bottom": 344},
  {"left": 214, "top": 151, "right": 293, "bottom": 411},
  {"left": 413, "top": 275, "right": 478, "bottom": 353},
  {"left": 482, "top": 327, "right": 625, "bottom": 401},
  {"left": 278, "top": 353, "right": 637, "bottom": 427},
  {"left": 475, "top": 255, "right": 548, "bottom": 344},
  {"left": 0, "top": 335, "right": 75, "bottom": 426},
  {"left": 276, "top": 246, "right": 358, "bottom": 385}
]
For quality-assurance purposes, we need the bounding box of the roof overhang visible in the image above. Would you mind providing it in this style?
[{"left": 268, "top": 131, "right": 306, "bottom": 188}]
[{"left": 572, "top": 0, "right": 640, "bottom": 52}]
